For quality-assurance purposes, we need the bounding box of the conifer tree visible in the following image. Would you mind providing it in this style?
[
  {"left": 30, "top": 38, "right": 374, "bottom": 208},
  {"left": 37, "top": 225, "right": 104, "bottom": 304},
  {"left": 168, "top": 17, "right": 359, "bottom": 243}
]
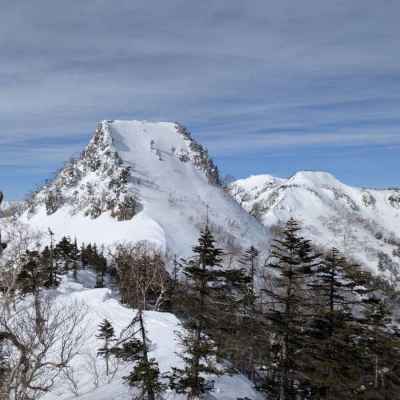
[
  {"left": 113, "top": 309, "right": 164, "bottom": 400},
  {"left": 80, "top": 243, "right": 89, "bottom": 267},
  {"left": 261, "top": 218, "right": 320, "bottom": 400},
  {"left": 71, "top": 238, "right": 80, "bottom": 281},
  {"left": 54, "top": 236, "right": 75, "bottom": 272},
  {"left": 164, "top": 254, "right": 182, "bottom": 313},
  {"left": 304, "top": 248, "right": 373, "bottom": 399},
  {"left": 16, "top": 250, "right": 47, "bottom": 294},
  {"left": 223, "top": 246, "right": 264, "bottom": 381},
  {"left": 307, "top": 248, "right": 366, "bottom": 337},
  {"left": 169, "top": 225, "right": 225, "bottom": 399},
  {"left": 46, "top": 228, "right": 59, "bottom": 287},
  {"left": 94, "top": 250, "right": 107, "bottom": 288},
  {"left": 239, "top": 246, "right": 259, "bottom": 294},
  {"left": 359, "top": 295, "right": 400, "bottom": 398},
  {"left": 41, "top": 245, "right": 61, "bottom": 288},
  {"left": 96, "top": 319, "right": 116, "bottom": 377}
]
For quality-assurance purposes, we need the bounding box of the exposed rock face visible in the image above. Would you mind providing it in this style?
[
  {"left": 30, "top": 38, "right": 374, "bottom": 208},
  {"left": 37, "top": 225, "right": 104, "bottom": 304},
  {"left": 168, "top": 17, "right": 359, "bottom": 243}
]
[
  {"left": 26, "top": 122, "right": 137, "bottom": 220},
  {"left": 21, "top": 120, "right": 267, "bottom": 256},
  {"left": 26, "top": 122, "right": 221, "bottom": 221}
]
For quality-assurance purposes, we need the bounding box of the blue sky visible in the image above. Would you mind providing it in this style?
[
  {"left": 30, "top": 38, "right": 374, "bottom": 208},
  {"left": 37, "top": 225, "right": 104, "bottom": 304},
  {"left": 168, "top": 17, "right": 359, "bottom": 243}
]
[{"left": 1, "top": 0, "right": 400, "bottom": 199}]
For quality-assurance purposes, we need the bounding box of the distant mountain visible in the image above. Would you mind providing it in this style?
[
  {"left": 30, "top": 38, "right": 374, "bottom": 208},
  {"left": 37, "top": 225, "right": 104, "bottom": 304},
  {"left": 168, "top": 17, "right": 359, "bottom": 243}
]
[
  {"left": 229, "top": 171, "right": 400, "bottom": 277},
  {"left": 20, "top": 120, "right": 268, "bottom": 257}
]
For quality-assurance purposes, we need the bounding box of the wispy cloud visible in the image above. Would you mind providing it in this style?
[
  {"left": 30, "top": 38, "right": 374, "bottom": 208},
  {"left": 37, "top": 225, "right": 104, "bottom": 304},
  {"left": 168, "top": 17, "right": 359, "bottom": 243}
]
[
  {"left": 1, "top": 0, "right": 400, "bottom": 197},
  {"left": 210, "top": 132, "right": 400, "bottom": 154}
]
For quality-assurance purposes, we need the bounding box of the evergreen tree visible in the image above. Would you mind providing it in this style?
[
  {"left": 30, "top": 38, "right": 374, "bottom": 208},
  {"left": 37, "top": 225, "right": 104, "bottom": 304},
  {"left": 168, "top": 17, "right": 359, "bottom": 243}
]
[
  {"left": 71, "top": 238, "right": 80, "bottom": 281},
  {"left": 16, "top": 250, "right": 47, "bottom": 294},
  {"left": 96, "top": 319, "right": 116, "bottom": 377},
  {"left": 222, "top": 246, "right": 265, "bottom": 381},
  {"left": 80, "top": 243, "right": 107, "bottom": 287},
  {"left": 359, "top": 295, "right": 400, "bottom": 399},
  {"left": 261, "top": 218, "right": 320, "bottom": 400},
  {"left": 46, "top": 228, "right": 60, "bottom": 287},
  {"left": 41, "top": 245, "right": 61, "bottom": 288},
  {"left": 239, "top": 246, "right": 259, "bottom": 294},
  {"left": 304, "top": 248, "right": 373, "bottom": 399},
  {"left": 94, "top": 250, "right": 107, "bottom": 288},
  {"left": 92, "top": 243, "right": 98, "bottom": 259},
  {"left": 169, "top": 225, "right": 225, "bottom": 399},
  {"left": 80, "top": 242, "right": 89, "bottom": 267},
  {"left": 163, "top": 255, "right": 182, "bottom": 313},
  {"left": 113, "top": 309, "right": 164, "bottom": 400},
  {"left": 55, "top": 236, "right": 74, "bottom": 271}
]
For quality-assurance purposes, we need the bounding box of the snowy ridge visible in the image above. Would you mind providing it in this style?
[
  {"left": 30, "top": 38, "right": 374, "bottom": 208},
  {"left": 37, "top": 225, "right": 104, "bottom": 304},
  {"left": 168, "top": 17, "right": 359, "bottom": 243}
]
[
  {"left": 21, "top": 120, "right": 268, "bottom": 257},
  {"left": 230, "top": 171, "right": 400, "bottom": 274}
]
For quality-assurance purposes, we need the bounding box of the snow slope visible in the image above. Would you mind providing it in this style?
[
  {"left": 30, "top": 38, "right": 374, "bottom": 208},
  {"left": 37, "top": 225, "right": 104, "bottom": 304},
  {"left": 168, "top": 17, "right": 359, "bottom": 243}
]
[
  {"left": 20, "top": 121, "right": 268, "bottom": 257},
  {"left": 230, "top": 171, "right": 400, "bottom": 274},
  {"left": 42, "top": 274, "right": 262, "bottom": 400}
]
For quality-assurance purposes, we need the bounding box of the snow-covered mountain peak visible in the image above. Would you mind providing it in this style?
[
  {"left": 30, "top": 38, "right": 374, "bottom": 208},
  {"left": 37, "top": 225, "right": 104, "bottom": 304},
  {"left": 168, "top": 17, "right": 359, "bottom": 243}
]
[
  {"left": 103, "top": 119, "right": 220, "bottom": 185},
  {"left": 287, "top": 170, "right": 342, "bottom": 187},
  {"left": 230, "top": 171, "right": 400, "bottom": 275},
  {"left": 21, "top": 120, "right": 268, "bottom": 256},
  {"left": 234, "top": 174, "right": 286, "bottom": 189}
]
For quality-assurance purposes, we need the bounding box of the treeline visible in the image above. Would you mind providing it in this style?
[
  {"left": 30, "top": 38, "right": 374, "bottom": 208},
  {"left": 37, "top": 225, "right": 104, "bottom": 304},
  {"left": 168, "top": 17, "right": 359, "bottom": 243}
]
[
  {"left": 13, "top": 236, "right": 109, "bottom": 294},
  {"left": 3, "top": 219, "right": 400, "bottom": 400},
  {"left": 92, "top": 219, "right": 400, "bottom": 400},
  {"left": 10, "top": 234, "right": 173, "bottom": 313}
]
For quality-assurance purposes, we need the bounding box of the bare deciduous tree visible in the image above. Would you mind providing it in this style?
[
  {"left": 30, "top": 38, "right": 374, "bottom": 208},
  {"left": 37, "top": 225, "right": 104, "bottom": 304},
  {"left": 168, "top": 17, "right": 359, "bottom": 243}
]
[
  {"left": 83, "top": 348, "right": 120, "bottom": 390},
  {"left": 111, "top": 241, "right": 170, "bottom": 311},
  {"left": 0, "top": 291, "right": 87, "bottom": 400}
]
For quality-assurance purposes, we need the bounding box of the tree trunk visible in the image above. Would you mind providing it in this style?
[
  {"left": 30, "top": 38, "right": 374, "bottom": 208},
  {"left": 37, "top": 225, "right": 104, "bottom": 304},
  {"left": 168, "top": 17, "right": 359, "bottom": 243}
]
[{"left": 138, "top": 309, "right": 155, "bottom": 400}]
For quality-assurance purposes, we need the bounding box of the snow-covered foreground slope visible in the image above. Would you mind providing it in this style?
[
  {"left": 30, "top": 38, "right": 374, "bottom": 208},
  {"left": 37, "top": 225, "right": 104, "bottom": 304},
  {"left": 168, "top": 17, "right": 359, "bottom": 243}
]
[
  {"left": 20, "top": 121, "right": 268, "bottom": 257},
  {"left": 43, "top": 275, "right": 261, "bottom": 400},
  {"left": 230, "top": 171, "right": 400, "bottom": 274}
]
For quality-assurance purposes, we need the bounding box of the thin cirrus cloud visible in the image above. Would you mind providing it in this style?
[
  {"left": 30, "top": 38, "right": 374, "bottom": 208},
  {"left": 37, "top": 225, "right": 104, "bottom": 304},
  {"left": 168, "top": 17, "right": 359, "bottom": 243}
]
[
  {"left": 1, "top": 0, "right": 400, "bottom": 198},
  {"left": 210, "top": 132, "right": 400, "bottom": 154}
]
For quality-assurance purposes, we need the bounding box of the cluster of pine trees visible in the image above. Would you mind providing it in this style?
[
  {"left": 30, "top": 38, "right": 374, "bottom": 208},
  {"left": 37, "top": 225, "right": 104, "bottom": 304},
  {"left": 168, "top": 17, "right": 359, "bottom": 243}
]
[
  {"left": 96, "top": 219, "right": 400, "bottom": 400},
  {"left": 14, "top": 235, "right": 109, "bottom": 294},
  {"left": 253, "top": 220, "right": 400, "bottom": 400}
]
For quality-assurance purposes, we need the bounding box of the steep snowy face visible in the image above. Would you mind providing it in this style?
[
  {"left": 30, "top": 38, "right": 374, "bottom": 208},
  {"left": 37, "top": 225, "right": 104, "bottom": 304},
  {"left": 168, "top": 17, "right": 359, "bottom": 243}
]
[
  {"left": 22, "top": 121, "right": 267, "bottom": 256},
  {"left": 230, "top": 172, "right": 400, "bottom": 274},
  {"left": 25, "top": 121, "right": 219, "bottom": 220}
]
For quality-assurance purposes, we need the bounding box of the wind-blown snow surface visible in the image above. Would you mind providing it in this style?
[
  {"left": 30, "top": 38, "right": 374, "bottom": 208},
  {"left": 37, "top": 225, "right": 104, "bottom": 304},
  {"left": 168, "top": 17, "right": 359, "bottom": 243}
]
[
  {"left": 43, "top": 274, "right": 261, "bottom": 400},
  {"left": 230, "top": 171, "right": 400, "bottom": 274},
  {"left": 20, "top": 121, "right": 268, "bottom": 257}
]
